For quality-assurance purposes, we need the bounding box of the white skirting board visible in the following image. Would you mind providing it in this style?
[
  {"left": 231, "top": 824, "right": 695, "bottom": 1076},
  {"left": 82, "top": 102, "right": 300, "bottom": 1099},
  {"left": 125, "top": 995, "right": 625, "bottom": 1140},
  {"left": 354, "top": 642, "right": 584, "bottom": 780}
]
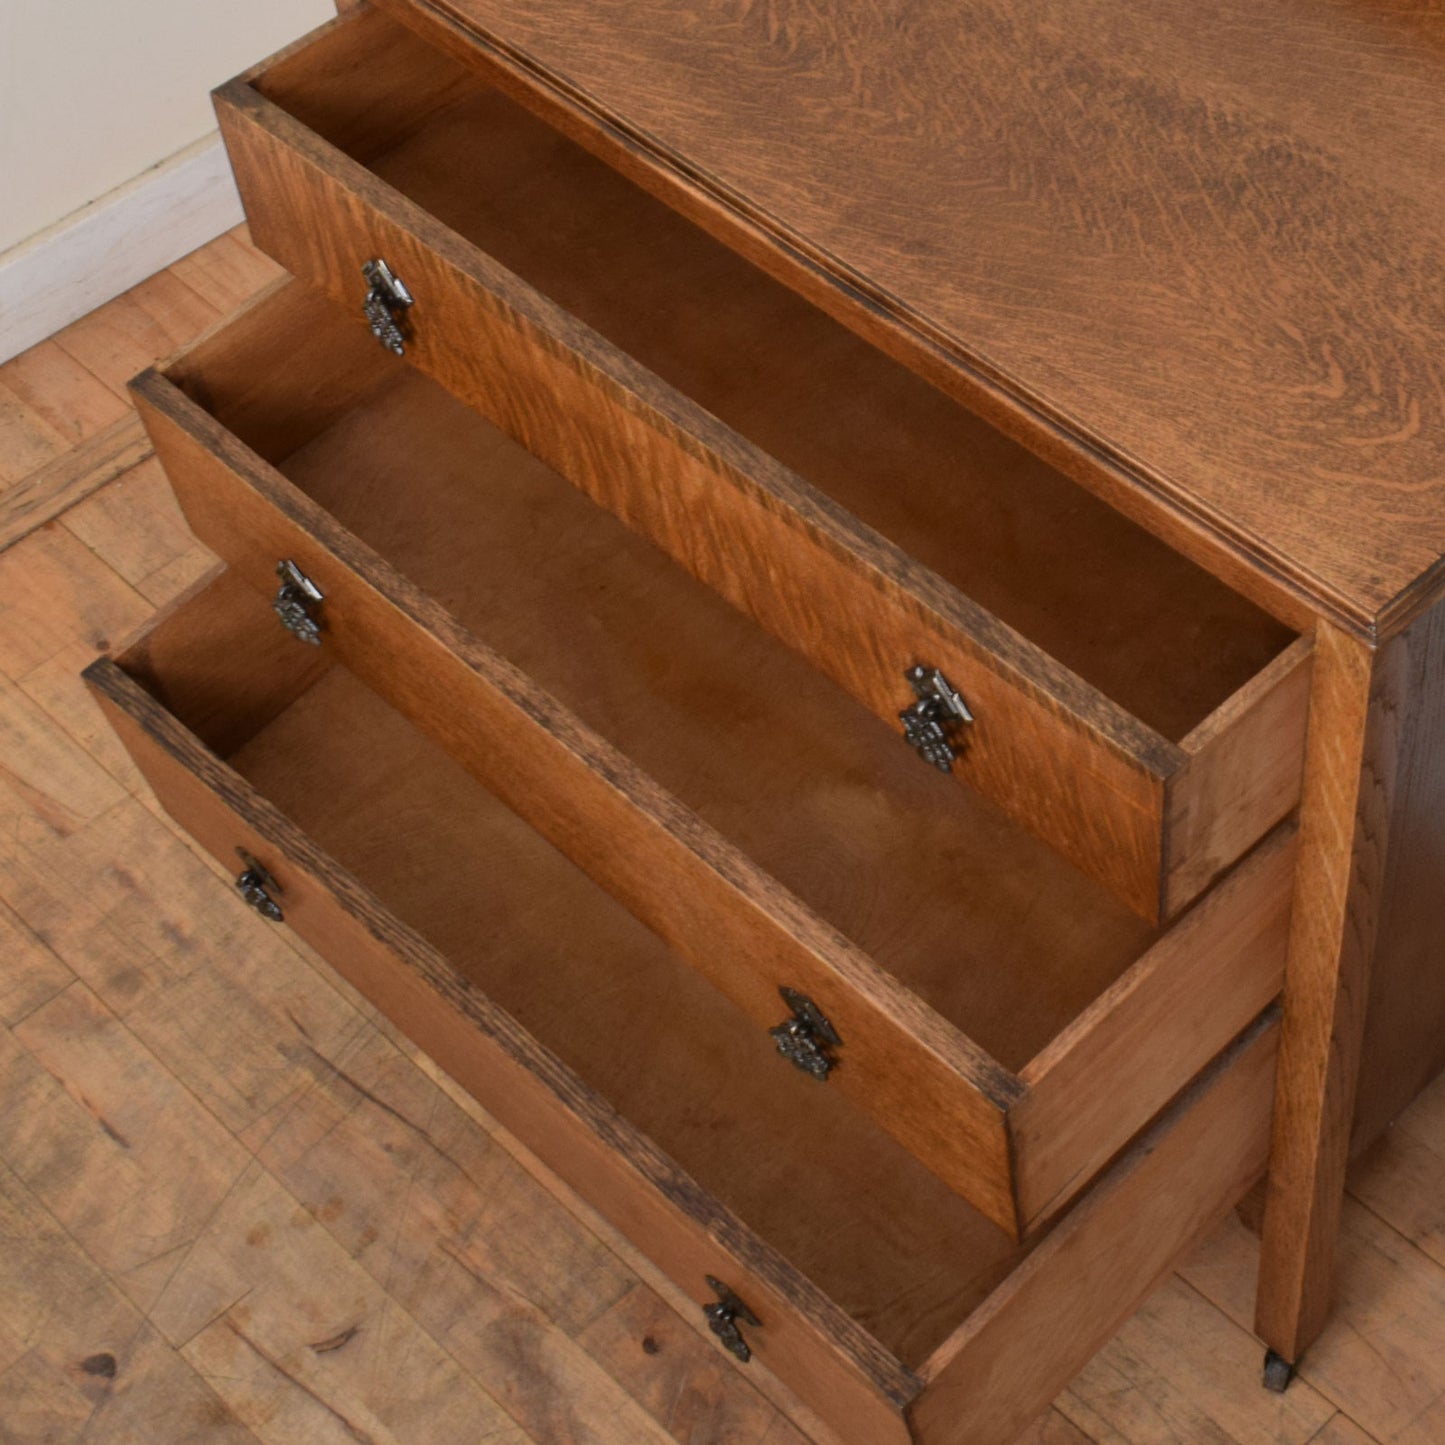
[{"left": 0, "top": 134, "right": 243, "bottom": 365}]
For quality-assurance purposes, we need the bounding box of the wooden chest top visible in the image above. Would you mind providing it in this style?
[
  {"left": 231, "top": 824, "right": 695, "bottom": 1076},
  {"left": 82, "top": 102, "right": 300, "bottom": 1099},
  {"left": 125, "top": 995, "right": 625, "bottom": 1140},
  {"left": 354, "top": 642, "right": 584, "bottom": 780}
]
[{"left": 379, "top": 0, "right": 1445, "bottom": 638}]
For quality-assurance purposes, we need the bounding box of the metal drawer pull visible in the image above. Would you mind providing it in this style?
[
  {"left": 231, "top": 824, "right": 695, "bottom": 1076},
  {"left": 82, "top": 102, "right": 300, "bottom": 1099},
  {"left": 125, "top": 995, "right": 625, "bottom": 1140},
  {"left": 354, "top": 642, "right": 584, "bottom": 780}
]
[
  {"left": 362, "top": 257, "right": 414, "bottom": 355},
  {"left": 900, "top": 664, "right": 974, "bottom": 772},
  {"left": 703, "top": 1276, "right": 760, "bottom": 1363},
  {"left": 235, "top": 848, "right": 284, "bottom": 922},
  {"left": 273, "top": 560, "right": 324, "bottom": 646},
  {"left": 768, "top": 986, "right": 842, "bottom": 1080}
]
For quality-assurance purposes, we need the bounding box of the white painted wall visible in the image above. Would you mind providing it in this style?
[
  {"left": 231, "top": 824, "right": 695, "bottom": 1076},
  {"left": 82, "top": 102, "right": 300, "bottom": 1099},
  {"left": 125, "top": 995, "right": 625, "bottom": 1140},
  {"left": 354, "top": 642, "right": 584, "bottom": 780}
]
[{"left": 0, "top": 0, "right": 333, "bottom": 255}]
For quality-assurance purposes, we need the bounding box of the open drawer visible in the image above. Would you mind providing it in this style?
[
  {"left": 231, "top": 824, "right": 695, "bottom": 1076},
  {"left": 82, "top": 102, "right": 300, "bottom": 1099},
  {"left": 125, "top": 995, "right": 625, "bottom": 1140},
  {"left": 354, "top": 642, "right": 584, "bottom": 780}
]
[
  {"left": 84, "top": 573, "right": 1278, "bottom": 1445},
  {"left": 130, "top": 279, "right": 1293, "bottom": 1237},
  {"left": 214, "top": 6, "right": 1312, "bottom": 923}
]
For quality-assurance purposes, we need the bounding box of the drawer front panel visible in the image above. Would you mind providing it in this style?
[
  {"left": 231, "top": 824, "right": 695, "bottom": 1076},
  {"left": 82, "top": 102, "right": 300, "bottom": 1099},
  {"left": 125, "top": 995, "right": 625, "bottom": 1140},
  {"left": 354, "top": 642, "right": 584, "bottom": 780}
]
[
  {"left": 216, "top": 63, "right": 1192, "bottom": 921},
  {"left": 131, "top": 367, "right": 1027, "bottom": 1237},
  {"left": 87, "top": 648, "right": 1278, "bottom": 1445}
]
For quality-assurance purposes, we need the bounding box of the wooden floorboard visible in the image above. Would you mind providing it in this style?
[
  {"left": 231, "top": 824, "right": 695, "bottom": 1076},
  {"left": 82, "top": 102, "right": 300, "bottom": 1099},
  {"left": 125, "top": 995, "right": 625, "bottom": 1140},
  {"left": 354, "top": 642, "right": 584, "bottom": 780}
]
[{"left": 0, "top": 227, "right": 1438, "bottom": 1445}]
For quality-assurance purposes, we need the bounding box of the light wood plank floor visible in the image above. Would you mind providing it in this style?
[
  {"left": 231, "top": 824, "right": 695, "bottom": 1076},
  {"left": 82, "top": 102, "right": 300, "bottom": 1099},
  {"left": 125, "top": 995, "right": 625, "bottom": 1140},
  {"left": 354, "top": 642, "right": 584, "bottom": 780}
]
[{"left": 1, "top": 229, "right": 1442, "bottom": 1445}]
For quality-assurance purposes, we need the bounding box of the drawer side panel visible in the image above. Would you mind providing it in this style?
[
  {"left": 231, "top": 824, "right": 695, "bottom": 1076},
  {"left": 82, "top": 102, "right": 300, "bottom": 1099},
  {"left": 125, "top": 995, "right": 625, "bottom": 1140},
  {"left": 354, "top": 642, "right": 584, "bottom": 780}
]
[
  {"left": 1015, "top": 825, "right": 1295, "bottom": 1227},
  {"left": 913, "top": 1015, "right": 1279, "bottom": 1445},
  {"left": 1164, "top": 637, "right": 1313, "bottom": 915}
]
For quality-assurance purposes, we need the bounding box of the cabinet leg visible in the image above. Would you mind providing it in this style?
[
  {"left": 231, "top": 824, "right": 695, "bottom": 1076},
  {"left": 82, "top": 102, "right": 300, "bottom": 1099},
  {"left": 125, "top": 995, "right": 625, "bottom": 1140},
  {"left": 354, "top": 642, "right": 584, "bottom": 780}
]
[{"left": 1254, "top": 624, "right": 1392, "bottom": 1363}]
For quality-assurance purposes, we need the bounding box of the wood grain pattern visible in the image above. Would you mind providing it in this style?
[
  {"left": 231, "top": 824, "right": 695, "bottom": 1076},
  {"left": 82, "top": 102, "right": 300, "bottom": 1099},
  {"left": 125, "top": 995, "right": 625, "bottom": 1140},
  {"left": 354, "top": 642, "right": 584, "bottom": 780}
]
[
  {"left": 154, "top": 1165, "right": 533, "bottom": 1444},
  {"left": 0, "top": 413, "right": 151, "bottom": 552},
  {"left": 59, "top": 456, "right": 217, "bottom": 609},
  {"left": 0, "top": 1120, "right": 261, "bottom": 1443},
  {"left": 0, "top": 525, "right": 154, "bottom": 683},
  {"left": 0, "top": 904, "right": 72, "bottom": 1027},
  {"left": 1309, "top": 1420, "right": 1378, "bottom": 1445},
  {"left": 165, "top": 229, "right": 285, "bottom": 318},
  {"left": 1256, "top": 624, "right": 1391, "bottom": 1362},
  {"left": 3, "top": 977, "right": 251, "bottom": 1318},
  {"left": 211, "top": 14, "right": 1312, "bottom": 921},
  {"left": 361, "top": 0, "right": 1324, "bottom": 644},
  {"left": 1184, "top": 1194, "right": 1445, "bottom": 1445},
  {"left": 575, "top": 1287, "right": 816, "bottom": 1445},
  {"left": 198, "top": 1036, "right": 667, "bottom": 1445},
  {"left": 0, "top": 479, "right": 710, "bottom": 1445},
  {"left": 1057, "top": 1268, "right": 1335, "bottom": 1443},
  {"left": 271, "top": 368, "right": 1160, "bottom": 1088},
  {"left": 51, "top": 268, "right": 221, "bottom": 402},
  {"left": 225, "top": 666, "right": 1037, "bottom": 1373},
  {"left": 1307, "top": 1176, "right": 1445, "bottom": 1444},
  {"left": 377, "top": 0, "right": 1445, "bottom": 638},
  {"left": 0, "top": 339, "right": 129, "bottom": 454},
  {"left": 0, "top": 229, "right": 281, "bottom": 554},
  {"left": 114, "top": 566, "right": 332, "bottom": 759}
]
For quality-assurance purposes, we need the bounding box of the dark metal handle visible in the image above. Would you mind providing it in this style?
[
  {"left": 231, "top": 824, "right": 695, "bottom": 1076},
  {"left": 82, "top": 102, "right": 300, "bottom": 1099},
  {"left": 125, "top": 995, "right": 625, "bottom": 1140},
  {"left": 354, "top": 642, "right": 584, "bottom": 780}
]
[
  {"left": 362, "top": 257, "right": 414, "bottom": 355},
  {"left": 273, "top": 559, "right": 323, "bottom": 646},
  {"left": 235, "top": 848, "right": 283, "bottom": 922},
  {"left": 703, "top": 1276, "right": 760, "bottom": 1363},
  {"left": 768, "top": 986, "right": 842, "bottom": 1080},
  {"left": 899, "top": 664, "right": 973, "bottom": 772}
]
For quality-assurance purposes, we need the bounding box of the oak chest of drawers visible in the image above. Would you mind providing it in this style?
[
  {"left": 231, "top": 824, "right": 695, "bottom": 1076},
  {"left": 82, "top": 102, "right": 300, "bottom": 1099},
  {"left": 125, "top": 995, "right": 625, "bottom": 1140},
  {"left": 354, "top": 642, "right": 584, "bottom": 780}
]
[{"left": 86, "top": 2, "right": 1445, "bottom": 1440}]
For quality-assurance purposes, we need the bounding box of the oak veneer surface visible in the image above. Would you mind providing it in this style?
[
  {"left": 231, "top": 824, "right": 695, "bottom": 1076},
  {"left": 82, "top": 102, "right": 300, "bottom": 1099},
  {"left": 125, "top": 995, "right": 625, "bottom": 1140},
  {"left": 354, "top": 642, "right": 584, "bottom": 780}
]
[
  {"left": 377, "top": 0, "right": 1445, "bottom": 635},
  {"left": 216, "top": 659, "right": 1034, "bottom": 1371},
  {"left": 251, "top": 24, "right": 1295, "bottom": 742}
]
